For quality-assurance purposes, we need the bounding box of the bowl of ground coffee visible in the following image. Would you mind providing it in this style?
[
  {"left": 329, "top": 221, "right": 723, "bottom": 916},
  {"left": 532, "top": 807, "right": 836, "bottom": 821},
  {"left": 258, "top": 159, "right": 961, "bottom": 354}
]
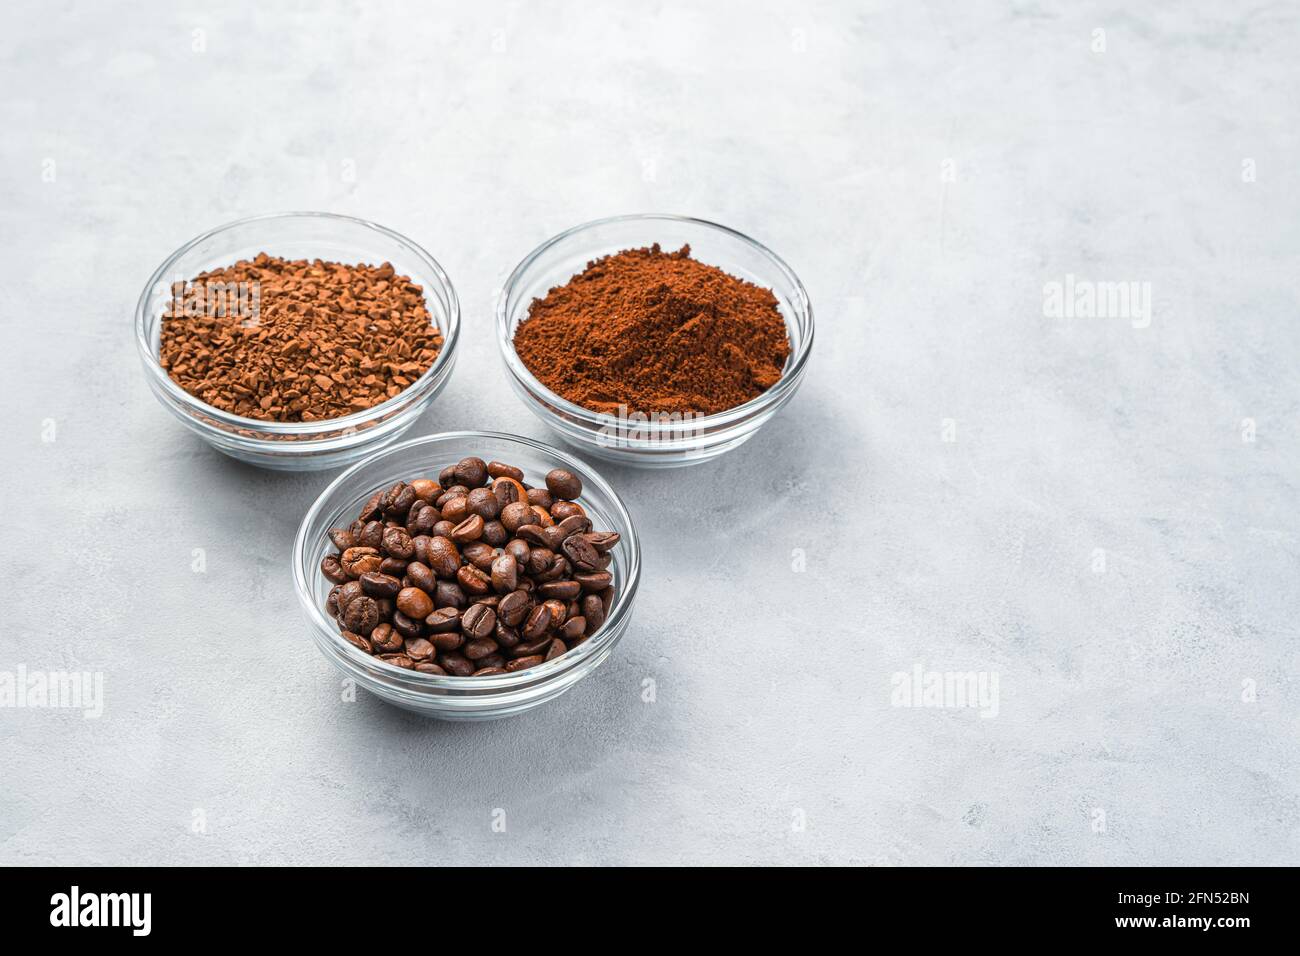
[
  {"left": 293, "top": 431, "right": 640, "bottom": 719},
  {"left": 496, "top": 214, "right": 813, "bottom": 467},
  {"left": 136, "top": 212, "right": 460, "bottom": 470}
]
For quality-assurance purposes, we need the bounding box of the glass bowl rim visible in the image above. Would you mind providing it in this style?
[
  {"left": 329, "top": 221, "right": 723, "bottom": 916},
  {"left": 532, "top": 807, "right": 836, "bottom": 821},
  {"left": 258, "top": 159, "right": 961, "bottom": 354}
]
[
  {"left": 292, "top": 429, "right": 642, "bottom": 691},
  {"left": 134, "top": 210, "right": 462, "bottom": 437},
  {"left": 494, "top": 212, "right": 815, "bottom": 432}
]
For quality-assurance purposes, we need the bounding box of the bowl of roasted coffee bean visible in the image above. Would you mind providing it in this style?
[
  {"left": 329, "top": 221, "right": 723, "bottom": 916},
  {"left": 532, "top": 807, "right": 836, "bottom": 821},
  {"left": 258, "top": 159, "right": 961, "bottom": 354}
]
[
  {"left": 136, "top": 212, "right": 460, "bottom": 470},
  {"left": 294, "top": 431, "right": 640, "bottom": 719},
  {"left": 496, "top": 214, "right": 814, "bottom": 468}
]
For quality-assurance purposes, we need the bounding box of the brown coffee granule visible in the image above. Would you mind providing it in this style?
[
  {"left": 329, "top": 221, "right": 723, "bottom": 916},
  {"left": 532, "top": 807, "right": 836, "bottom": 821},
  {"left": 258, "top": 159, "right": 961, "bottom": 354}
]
[
  {"left": 159, "top": 252, "right": 442, "bottom": 422},
  {"left": 512, "top": 244, "right": 790, "bottom": 416}
]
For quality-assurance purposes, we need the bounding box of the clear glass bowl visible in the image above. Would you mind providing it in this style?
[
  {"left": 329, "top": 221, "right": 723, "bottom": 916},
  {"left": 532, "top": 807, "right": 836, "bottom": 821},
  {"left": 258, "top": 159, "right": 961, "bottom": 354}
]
[
  {"left": 495, "top": 214, "right": 814, "bottom": 468},
  {"left": 293, "top": 431, "right": 641, "bottom": 720},
  {"left": 135, "top": 212, "right": 460, "bottom": 471}
]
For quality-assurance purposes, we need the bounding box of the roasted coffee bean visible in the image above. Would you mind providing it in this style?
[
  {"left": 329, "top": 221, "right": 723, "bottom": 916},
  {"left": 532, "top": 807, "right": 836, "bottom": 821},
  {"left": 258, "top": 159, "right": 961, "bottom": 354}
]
[
  {"left": 434, "top": 580, "right": 466, "bottom": 608},
  {"left": 464, "top": 638, "right": 499, "bottom": 661},
  {"left": 542, "top": 599, "right": 568, "bottom": 625},
  {"left": 574, "top": 570, "right": 613, "bottom": 592},
  {"left": 426, "top": 536, "right": 461, "bottom": 578},
  {"left": 501, "top": 500, "right": 539, "bottom": 533},
  {"left": 561, "top": 535, "right": 601, "bottom": 571},
  {"left": 551, "top": 501, "right": 585, "bottom": 522},
  {"left": 360, "top": 572, "right": 403, "bottom": 598},
  {"left": 460, "top": 541, "right": 495, "bottom": 572},
  {"left": 389, "top": 485, "right": 417, "bottom": 517},
  {"left": 556, "top": 514, "right": 591, "bottom": 539},
  {"left": 474, "top": 666, "right": 507, "bottom": 676},
  {"left": 466, "top": 487, "right": 500, "bottom": 519},
  {"left": 504, "top": 538, "right": 530, "bottom": 565},
  {"left": 487, "top": 461, "right": 525, "bottom": 481},
  {"left": 513, "top": 635, "right": 553, "bottom": 657},
  {"left": 370, "top": 623, "right": 403, "bottom": 653},
  {"left": 396, "top": 586, "right": 434, "bottom": 619},
  {"left": 497, "top": 589, "right": 530, "bottom": 627},
  {"left": 340, "top": 630, "right": 373, "bottom": 653},
  {"left": 481, "top": 520, "right": 508, "bottom": 547},
  {"left": 453, "top": 457, "right": 489, "bottom": 487},
  {"left": 491, "top": 553, "right": 518, "bottom": 593},
  {"left": 440, "top": 494, "right": 470, "bottom": 523},
  {"left": 430, "top": 630, "right": 464, "bottom": 652},
  {"left": 321, "top": 554, "right": 349, "bottom": 584},
  {"left": 450, "top": 514, "right": 484, "bottom": 543},
  {"left": 545, "top": 468, "right": 582, "bottom": 500},
  {"left": 320, "top": 459, "right": 618, "bottom": 678},
  {"left": 336, "top": 580, "right": 364, "bottom": 612},
  {"left": 494, "top": 622, "right": 521, "bottom": 649},
  {"left": 492, "top": 476, "right": 527, "bottom": 507},
  {"left": 522, "top": 604, "right": 552, "bottom": 641},
  {"left": 405, "top": 637, "right": 435, "bottom": 661},
  {"left": 391, "top": 611, "right": 422, "bottom": 640},
  {"left": 438, "top": 652, "right": 475, "bottom": 677},
  {"left": 381, "top": 526, "right": 414, "bottom": 559},
  {"left": 406, "top": 561, "right": 437, "bottom": 594},
  {"left": 410, "top": 478, "right": 440, "bottom": 502},
  {"left": 342, "top": 596, "right": 380, "bottom": 635},
  {"left": 457, "top": 564, "right": 491, "bottom": 595},
  {"left": 517, "top": 524, "right": 550, "bottom": 547},
  {"left": 360, "top": 490, "right": 384, "bottom": 520},
  {"left": 582, "top": 594, "right": 606, "bottom": 631},
  {"left": 359, "top": 520, "right": 385, "bottom": 549},
  {"left": 538, "top": 579, "right": 581, "bottom": 600},
  {"left": 583, "top": 531, "right": 620, "bottom": 553},
  {"left": 407, "top": 502, "right": 439, "bottom": 535},
  {"left": 525, "top": 547, "right": 554, "bottom": 576},
  {"left": 534, "top": 553, "right": 569, "bottom": 582},
  {"left": 425, "top": 607, "right": 461, "bottom": 632},
  {"left": 462, "top": 604, "right": 497, "bottom": 640},
  {"left": 340, "top": 546, "right": 383, "bottom": 578},
  {"left": 328, "top": 528, "right": 357, "bottom": 551}
]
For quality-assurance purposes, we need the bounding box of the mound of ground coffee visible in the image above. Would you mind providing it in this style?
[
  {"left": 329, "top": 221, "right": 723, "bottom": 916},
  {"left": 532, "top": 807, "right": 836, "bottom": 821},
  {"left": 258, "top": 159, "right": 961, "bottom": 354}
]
[
  {"left": 512, "top": 243, "right": 790, "bottom": 416},
  {"left": 159, "top": 253, "right": 442, "bottom": 422}
]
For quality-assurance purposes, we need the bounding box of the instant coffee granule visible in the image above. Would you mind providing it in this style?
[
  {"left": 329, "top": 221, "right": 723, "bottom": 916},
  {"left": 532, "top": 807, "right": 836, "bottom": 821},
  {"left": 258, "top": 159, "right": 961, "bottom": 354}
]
[
  {"left": 512, "top": 243, "right": 790, "bottom": 416},
  {"left": 159, "top": 253, "right": 442, "bottom": 422}
]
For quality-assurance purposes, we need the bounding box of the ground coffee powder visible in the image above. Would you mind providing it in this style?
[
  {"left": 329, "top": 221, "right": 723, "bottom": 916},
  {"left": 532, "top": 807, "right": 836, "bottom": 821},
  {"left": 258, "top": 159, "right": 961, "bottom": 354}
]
[
  {"left": 512, "top": 243, "right": 790, "bottom": 416},
  {"left": 160, "top": 253, "right": 442, "bottom": 422}
]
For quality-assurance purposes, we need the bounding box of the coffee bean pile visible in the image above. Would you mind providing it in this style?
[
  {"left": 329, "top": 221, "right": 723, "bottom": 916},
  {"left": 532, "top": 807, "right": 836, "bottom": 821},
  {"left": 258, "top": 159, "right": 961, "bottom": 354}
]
[{"left": 320, "top": 458, "right": 619, "bottom": 676}]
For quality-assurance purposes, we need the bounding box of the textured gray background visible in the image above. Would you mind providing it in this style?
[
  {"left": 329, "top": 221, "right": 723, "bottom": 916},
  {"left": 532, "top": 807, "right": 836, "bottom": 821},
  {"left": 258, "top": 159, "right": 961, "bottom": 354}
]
[{"left": 2, "top": 1, "right": 1297, "bottom": 866}]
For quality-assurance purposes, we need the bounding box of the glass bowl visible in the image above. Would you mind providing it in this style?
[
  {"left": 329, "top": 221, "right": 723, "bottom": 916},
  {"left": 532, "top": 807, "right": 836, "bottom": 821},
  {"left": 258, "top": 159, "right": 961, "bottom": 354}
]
[
  {"left": 293, "top": 431, "right": 641, "bottom": 720},
  {"left": 135, "top": 212, "right": 460, "bottom": 471},
  {"left": 495, "top": 214, "right": 814, "bottom": 468}
]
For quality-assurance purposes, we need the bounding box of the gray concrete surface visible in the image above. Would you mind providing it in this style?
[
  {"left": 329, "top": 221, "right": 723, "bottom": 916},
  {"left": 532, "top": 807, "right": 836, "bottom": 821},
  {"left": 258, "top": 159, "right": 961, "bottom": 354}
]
[{"left": 1, "top": 1, "right": 1297, "bottom": 866}]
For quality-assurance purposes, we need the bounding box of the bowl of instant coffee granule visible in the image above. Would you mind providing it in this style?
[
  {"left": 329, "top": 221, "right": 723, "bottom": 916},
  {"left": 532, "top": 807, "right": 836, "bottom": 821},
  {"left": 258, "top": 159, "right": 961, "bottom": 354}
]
[
  {"left": 136, "top": 212, "right": 460, "bottom": 470},
  {"left": 496, "top": 214, "right": 813, "bottom": 467}
]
